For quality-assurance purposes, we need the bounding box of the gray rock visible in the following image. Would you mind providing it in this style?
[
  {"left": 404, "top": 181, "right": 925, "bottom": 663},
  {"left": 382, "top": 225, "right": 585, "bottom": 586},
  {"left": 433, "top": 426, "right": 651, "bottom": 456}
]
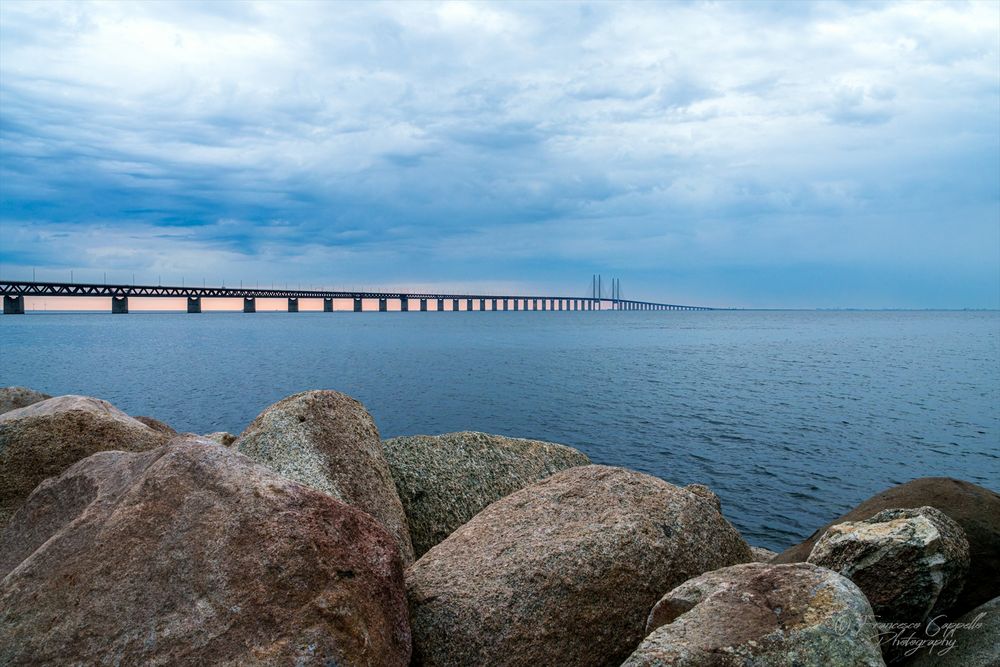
[
  {"left": 807, "top": 506, "right": 970, "bottom": 624},
  {"left": 382, "top": 431, "right": 590, "bottom": 557},
  {"left": 0, "top": 395, "right": 169, "bottom": 525},
  {"left": 0, "top": 386, "right": 50, "bottom": 414},
  {"left": 203, "top": 431, "right": 236, "bottom": 447},
  {"left": 774, "top": 476, "right": 1000, "bottom": 615},
  {"left": 626, "top": 562, "right": 884, "bottom": 667},
  {"left": 236, "top": 390, "right": 414, "bottom": 564},
  {"left": 908, "top": 596, "right": 1000, "bottom": 667},
  {"left": 406, "top": 465, "right": 752, "bottom": 667},
  {"left": 750, "top": 545, "right": 779, "bottom": 562}
]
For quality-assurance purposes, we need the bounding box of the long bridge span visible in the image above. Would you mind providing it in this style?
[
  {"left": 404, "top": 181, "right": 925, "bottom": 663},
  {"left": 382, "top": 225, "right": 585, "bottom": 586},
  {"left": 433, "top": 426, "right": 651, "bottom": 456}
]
[{"left": 0, "top": 280, "right": 717, "bottom": 314}]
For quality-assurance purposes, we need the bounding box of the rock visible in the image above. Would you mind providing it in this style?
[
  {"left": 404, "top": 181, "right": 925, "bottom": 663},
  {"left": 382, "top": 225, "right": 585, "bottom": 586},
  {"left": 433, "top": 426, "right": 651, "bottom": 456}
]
[
  {"left": 134, "top": 415, "right": 176, "bottom": 434},
  {"left": 381, "top": 431, "right": 590, "bottom": 557},
  {"left": 204, "top": 431, "right": 237, "bottom": 447},
  {"left": 775, "top": 477, "right": 999, "bottom": 614},
  {"left": 236, "top": 390, "right": 414, "bottom": 564},
  {"left": 750, "top": 545, "right": 778, "bottom": 562},
  {"left": 807, "top": 506, "right": 970, "bottom": 625},
  {"left": 908, "top": 596, "right": 1000, "bottom": 667},
  {"left": 0, "top": 436, "right": 411, "bottom": 666},
  {"left": 684, "top": 482, "right": 722, "bottom": 512},
  {"left": 0, "top": 386, "right": 50, "bottom": 414},
  {"left": 406, "top": 465, "right": 752, "bottom": 667},
  {"left": 0, "top": 395, "right": 169, "bottom": 525},
  {"left": 626, "top": 562, "right": 884, "bottom": 667}
]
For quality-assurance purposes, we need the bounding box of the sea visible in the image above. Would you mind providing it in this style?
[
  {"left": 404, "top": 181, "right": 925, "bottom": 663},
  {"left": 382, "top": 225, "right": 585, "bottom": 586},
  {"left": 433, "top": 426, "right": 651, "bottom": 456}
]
[{"left": 2, "top": 309, "right": 997, "bottom": 551}]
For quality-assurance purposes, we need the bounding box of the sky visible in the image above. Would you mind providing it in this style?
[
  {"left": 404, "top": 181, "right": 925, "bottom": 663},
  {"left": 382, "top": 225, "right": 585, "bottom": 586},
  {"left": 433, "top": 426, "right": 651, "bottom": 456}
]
[{"left": 0, "top": 1, "right": 998, "bottom": 308}]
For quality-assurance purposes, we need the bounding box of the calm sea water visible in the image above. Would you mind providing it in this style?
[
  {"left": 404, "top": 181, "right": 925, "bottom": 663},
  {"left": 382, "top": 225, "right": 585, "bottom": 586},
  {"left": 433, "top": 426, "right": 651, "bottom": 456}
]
[{"left": 2, "top": 310, "right": 997, "bottom": 550}]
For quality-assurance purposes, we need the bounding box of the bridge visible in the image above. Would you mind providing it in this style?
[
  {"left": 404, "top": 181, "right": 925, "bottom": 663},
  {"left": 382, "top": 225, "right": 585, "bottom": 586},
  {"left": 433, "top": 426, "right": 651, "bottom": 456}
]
[{"left": 0, "top": 279, "right": 717, "bottom": 314}]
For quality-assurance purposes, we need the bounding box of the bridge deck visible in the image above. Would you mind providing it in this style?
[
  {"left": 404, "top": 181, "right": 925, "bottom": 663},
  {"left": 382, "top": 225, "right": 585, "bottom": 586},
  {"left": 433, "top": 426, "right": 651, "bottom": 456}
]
[{"left": 0, "top": 281, "right": 716, "bottom": 312}]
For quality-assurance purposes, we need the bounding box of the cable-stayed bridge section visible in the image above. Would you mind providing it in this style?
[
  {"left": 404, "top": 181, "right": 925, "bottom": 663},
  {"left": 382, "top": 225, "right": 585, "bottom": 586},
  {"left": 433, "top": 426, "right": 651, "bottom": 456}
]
[{"left": 0, "top": 280, "right": 717, "bottom": 314}]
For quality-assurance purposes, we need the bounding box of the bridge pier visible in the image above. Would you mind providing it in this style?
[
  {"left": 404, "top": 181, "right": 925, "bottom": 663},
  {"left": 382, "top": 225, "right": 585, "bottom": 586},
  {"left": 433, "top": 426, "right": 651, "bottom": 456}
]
[
  {"left": 532, "top": 299, "right": 537, "bottom": 311},
  {"left": 437, "top": 298, "right": 444, "bottom": 311},
  {"left": 541, "top": 299, "right": 547, "bottom": 311},
  {"left": 288, "top": 297, "right": 299, "bottom": 312},
  {"left": 420, "top": 298, "right": 427, "bottom": 312},
  {"left": 244, "top": 297, "right": 256, "bottom": 313},
  {"left": 400, "top": 297, "right": 408, "bottom": 312},
  {"left": 491, "top": 298, "right": 497, "bottom": 311},
  {"left": 187, "top": 296, "right": 202, "bottom": 313},
  {"left": 466, "top": 298, "right": 473, "bottom": 311},
  {"left": 354, "top": 298, "right": 363, "bottom": 312},
  {"left": 480, "top": 298, "right": 486, "bottom": 311},
  {"left": 452, "top": 298, "right": 459, "bottom": 311},
  {"left": 378, "top": 298, "right": 387, "bottom": 312},
  {"left": 3, "top": 295, "right": 25, "bottom": 314},
  {"left": 513, "top": 299, "right": 519, "bottom": 311},
  {"left": 112, "top": 296, "right": 128, "bottom": 314},
  {"left": 503, "top": 298, "right": 509, "bottom": 311},
  {"left": 323, "top": 297, "right": 333, "bottom": 312}
]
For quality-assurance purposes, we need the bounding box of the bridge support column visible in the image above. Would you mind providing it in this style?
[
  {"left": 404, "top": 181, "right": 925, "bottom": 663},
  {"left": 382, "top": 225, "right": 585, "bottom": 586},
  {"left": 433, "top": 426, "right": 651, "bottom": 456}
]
[
  {"left": 466, "top": 298, "right": 473, "bottom": 311},
  {"left": 541, "top": 299, "right": 546, "bottom": 311},
  {"left": 420, "top": 298, "right": 427, "bottom": 312},
  {"left": 437, "top": 298, "right": 444, "bottom": 311},
  {"left": 288, "top": 298, "right": 299, "bottom": 312},
  {"left": 354, "top": 298, "right": 363, "bottom": 312},
  {"left": 400, "top": 297, "right": 408, "bottom": 312},
  {"left": 532, "top": 299, "right": 537, "bottom": 310},
  {"left": 492, "top": 298, "right": 497, "bottom": 311},
  {"left": 452, "top": 298, "right": 459, "bottom": 311},
  {"left": 503, "top": 298, "right": 508, "bottom": 311},
  {"left": 111, "top": 296, "right": 128, "bottom": 314},
  {"left": 324, "top": 297, "right": 334, "bottom": 312},
  {"left": 480, "top": 298, "right": 486, "bottom": 311},
  {"left": 3, "top": 295, "right": 25, "bottom": 314},
  {"left": 513, "top": 299, "right": 519, "bottom": 311},
  {"left": 244, "top": 297, "right": 256, "bottom": 313},
  {"left": 378, "top": 298, "right": 387, "bottom": 312},
  {"left": 187, "top": 297, "right": 202, "bottom": 313}
]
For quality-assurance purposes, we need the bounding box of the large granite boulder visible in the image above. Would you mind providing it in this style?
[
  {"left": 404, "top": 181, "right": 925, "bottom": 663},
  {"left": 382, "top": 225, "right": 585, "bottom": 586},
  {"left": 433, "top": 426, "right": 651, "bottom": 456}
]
[
  {"left": 625, "top": 562, "right": 884, "bottom": 666},
  {"left": 0, "top": 437, "right": 411, "bottom": 666},
  {"left": 381, "top": 431, "right": 590, "bottom": 557},
  {"left": 0, "top": 386, "right": 50, "bottom": 414},
  {"left": 0, "top": 395, "right": 169, "bottom": 525},
  {"left": 236, "top": 390, "right": 414, "bottom": 564},
  {"left": 406, "top": 465, "right": 752, "bottom": 667},
  {"left": 909, "top": 596, "right": 1000, "bottom": 667},
  {"left": 775, "top": 477, "right": 1000, "bottom": 614},
  {"left": 807, "top": 506, "right": 969, "bottom": 624}
]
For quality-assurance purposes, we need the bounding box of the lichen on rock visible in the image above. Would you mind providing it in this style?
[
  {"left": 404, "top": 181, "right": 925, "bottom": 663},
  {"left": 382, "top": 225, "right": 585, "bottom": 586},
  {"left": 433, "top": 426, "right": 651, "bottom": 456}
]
[{"left": 382, "top": 430, "right": 590, "bottom": 557}]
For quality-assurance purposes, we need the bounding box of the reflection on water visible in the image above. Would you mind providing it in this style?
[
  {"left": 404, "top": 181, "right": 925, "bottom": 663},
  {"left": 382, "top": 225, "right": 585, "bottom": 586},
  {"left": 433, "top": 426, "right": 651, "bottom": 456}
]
[{"left": 2, "top": 310, "right": 998, "bottom": 550}]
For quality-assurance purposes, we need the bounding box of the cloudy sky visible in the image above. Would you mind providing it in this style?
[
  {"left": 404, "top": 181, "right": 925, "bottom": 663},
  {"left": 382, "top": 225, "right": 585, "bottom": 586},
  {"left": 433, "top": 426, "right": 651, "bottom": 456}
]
[{"left": 1, "top": 1, "right": 997, "bottom": 307}]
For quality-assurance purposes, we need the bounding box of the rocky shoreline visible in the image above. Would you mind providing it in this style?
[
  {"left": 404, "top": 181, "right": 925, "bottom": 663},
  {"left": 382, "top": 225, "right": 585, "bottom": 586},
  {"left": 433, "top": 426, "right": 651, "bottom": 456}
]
[{"left": 0, "top": 386, "right": 997, "bottom": 666}]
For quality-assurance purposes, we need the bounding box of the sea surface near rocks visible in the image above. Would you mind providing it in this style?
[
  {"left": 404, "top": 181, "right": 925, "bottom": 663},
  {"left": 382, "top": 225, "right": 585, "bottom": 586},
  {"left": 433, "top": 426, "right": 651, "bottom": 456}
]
[{"left": 1, "top": 310, "right": 997, "bottom": 550}]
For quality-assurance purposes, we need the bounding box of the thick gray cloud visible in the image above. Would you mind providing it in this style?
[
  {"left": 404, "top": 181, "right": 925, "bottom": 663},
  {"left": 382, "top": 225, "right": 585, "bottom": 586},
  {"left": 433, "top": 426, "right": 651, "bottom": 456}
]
[{"left": 0, "top": 0, "right": 997, "bottom": 307}]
